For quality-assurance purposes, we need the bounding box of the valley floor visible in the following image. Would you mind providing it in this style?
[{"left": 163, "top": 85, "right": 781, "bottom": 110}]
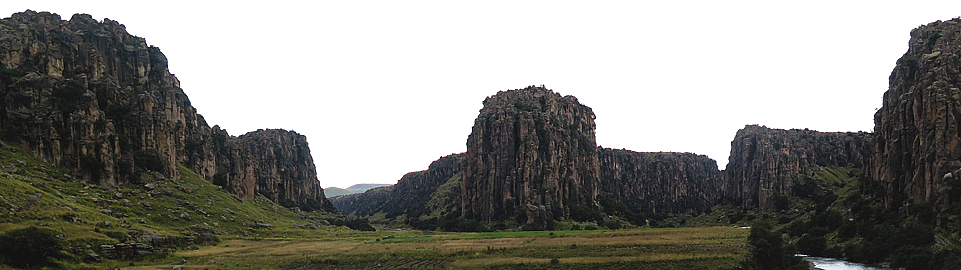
[{"left": 118, "top": 226, "right": 747, "bottom": 270}]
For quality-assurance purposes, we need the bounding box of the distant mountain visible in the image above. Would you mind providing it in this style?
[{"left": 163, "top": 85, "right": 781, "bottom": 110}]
[{"left": 325, "top": 184, "right": 392, "bottom": 198}]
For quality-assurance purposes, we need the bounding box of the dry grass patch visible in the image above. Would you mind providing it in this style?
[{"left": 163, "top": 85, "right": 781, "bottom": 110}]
[{"left": 143, "top": 227, "right": 748, "bottom": 269}]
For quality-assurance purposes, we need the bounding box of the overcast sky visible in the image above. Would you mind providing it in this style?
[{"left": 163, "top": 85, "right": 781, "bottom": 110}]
[{"left": 3, "top": 1, "right": 960, "bottom": 189}]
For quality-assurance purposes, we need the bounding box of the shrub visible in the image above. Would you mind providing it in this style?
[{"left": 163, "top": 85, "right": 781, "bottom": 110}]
[
  {"left": 796, "top": 233, "right": 826, "bottom": 256},
  {"left": 890, "top": 245, "right": 933, "bottom": 270},
  {"left": 743, "top": 221, "right": 805, "bottom": 270},
  {"left": 0, "top": 227, "right": 67, "bottom": 268}
]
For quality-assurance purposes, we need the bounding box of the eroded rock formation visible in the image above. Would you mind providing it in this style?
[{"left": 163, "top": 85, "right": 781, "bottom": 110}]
[
  {"left": 723, "top": 125, "right": 871, "bottom": 211},
  {"left": 0, "top": 10, "right": 331, "bottom": 211},
  {"left": 872, "top": 18, "right": 961, "bottom": 210},
  {"left": 599, "top": 148, "right": 722, "bottom": 217},
  {"left": 461, "top": 86, "right": 600, "bottom": 225},
  {"left": 330, "top": 153, "right": 464, "bottom": 229}
]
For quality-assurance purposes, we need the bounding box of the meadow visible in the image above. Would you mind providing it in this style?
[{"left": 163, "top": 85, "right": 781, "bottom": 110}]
[
  {"left": 0, "top": 140, "right": 748, "bottom": 270},
  {"left": 119, "top": 226, "right": 748, "bottom": 270}
]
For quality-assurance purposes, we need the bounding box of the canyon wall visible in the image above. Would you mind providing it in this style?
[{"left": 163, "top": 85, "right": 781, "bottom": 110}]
[
  {"left": 0, "top": 10, "right": 331, "bottom": 211},
  {"left": 461, "top": 86, "right": 600, "bottom": 226},
  {"left": 871, "top": 18, "right": 961, "bottom": 210},
  {"left": 723, "top": 125, "right": 871, "bottom": 211},
  {"left": 599, "top": 148, "right": 722, "bottom": 217}
]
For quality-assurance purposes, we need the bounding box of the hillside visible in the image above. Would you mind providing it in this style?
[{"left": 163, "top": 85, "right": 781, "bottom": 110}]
[
  {"left": 324, "top": 184, "right": 392, "bottom": 198},
  {"left": 0, "top": 10, "right": 333, "bottom": 211},
  {"left": 0, "top": 138, "right": 369, "bottom": 267},
  {"left": 0, "top": 10, "right": 365, "bottom": 268}
]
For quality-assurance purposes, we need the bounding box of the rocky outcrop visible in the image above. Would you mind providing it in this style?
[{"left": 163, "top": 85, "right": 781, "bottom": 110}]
[
  {"left": 324, "top": 184, "right": 392, "bottom": 198},
  {"left": 330, "top": 154, "right": 464, "bottom": 229},
  {"left": 338, "top": 86, "right": 730, "bottom": 229},
  {"left": 598, "top": 148, "right": 722, "bottom": 217},
  {"left": 0, "top": 10, "right": 331, "bottom": 211},
  {"left": 723, "top": 125, "right": 871, "bottom": 212},
  {"left": 871, "top": 18, "right": 961, "bottom": 210},
  {"left": 329, "top": 186, "right": 392, "bottom": 218},
  {"left": 226, "top": 129, "right": 333, "bottom": 211},
  {"left": 461, "top": 86, "right": 600, "bottom": 226},
  {"left": 376, "top": 153, "right": 463, "bottom": 219}
]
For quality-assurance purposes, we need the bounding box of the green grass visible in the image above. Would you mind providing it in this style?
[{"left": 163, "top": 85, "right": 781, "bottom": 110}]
[
  {"left": 0, "top": 139, "right": 751, "bottom": 269},
  {"left": 0, "top": 140, "right": 360, "bottom": 269},
  {"left": 164, "top": 226, "right": 747, "bottom": 269}
]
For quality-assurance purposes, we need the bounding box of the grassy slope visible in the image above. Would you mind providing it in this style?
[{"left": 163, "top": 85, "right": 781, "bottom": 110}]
[
  {"left": 0, "top": 140, "right": 752, "bottom": 269},
  {"left": 0, "top": 140, "right": 354, "bottom": 268}
]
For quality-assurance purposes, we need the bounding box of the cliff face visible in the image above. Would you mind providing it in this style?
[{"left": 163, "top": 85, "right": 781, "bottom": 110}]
[
  {"left": 329, "top": 187, "right": 392, "bottom": 217},
  {"left": 723, "top": 125, "right": 871, "bottom": 212},
  {"left": 871, "top": 18, "right": 961, "bottom": 210},
  {"left": 461, "top": 86, "right": 600, "bottom": 225},
  {"left": 598, "top": 148, "right": 722, "bottom": 216},
  {"left": 0, "top": 11, "right": 330, "bottom": 211},
  {"left": 376, "top": 153, "right": 463, "bottom": 220},
  {"left": 229, "top": 129, "right": 333, "bottom": 211},
  {"left": 330, "top": 154, "right": 463, "bottom": 228}
]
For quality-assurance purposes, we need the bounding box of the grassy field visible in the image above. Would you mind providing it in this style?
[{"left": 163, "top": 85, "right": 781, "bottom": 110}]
[
  {"left": 0, "top": 140, "right": 748, "bottom": 270},
  {"left": 116, "top": 226, "right": 747, "bottom": 270}
]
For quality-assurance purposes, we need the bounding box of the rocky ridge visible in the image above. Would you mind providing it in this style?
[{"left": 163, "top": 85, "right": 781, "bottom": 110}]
[
  {"left": 599, "top": 148, "right": 722, "bottom": 218},
  {"left": 330, "top": 154, "right": 464, "bottom": 229},
  {"left": 871, "top": 18, "right": 961, "bottom": 211},
  {"left": 461, "top": 86, "right": 600, "bottom": 226},
  {"left": 0, "top": 11, "right": 331, "bottom": 211},
  {"left": 324, "top": 184, "right": 392, "bottom": 198},
  {"left": 722, "top": 125, "right": 871, "bottom": 212},
  {"left": 339, "top": 86, "right": 725, "bottom": 230}
]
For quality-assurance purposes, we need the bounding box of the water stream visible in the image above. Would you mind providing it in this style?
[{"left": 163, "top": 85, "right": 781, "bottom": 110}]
[{"left": 800, "top": 256, "right": 890, "bottom": 270}]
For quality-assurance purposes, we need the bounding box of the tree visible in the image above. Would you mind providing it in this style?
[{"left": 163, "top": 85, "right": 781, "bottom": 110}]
[
  {"left": 0, "top": 227, "right": 66, "bottom": 268},
  {"left": 744, "top": 221, "right": 806, "bottom": 270}
]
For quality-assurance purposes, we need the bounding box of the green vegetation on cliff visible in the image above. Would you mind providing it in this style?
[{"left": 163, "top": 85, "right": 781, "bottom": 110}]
[{"left": 0, "top": 139, "right": 364, "bottom": 268}]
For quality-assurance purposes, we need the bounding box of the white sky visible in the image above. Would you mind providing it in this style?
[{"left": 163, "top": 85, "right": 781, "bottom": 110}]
[{"left": 3, "top": 1, "right": 960, "bottom": 189}]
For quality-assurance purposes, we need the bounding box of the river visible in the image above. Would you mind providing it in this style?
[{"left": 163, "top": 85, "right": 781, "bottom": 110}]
[{"left": 800, "top": 255, "right": 890, "bottom": 270}]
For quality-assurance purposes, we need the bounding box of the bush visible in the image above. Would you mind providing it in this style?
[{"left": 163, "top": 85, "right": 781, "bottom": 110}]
[
  {"left": 324, "top": 217, "right": 375, "bottom": 231},
  {"left": 442, "top": 218, "right": 489, "bottom": 232},
  {"left": 0, "top": 227, "right": 67, "bottom": 268},
  {"left": 796, "top": 233, "right": 826, "bottom": 256},
  {"left": 744, "top": 221, "right": 806, "bottom": 270},
  {"left": 890, "top": 245, "right": 933, "bottom": 270}
]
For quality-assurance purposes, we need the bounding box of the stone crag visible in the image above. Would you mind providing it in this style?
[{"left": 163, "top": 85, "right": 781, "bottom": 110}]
[
  {"left": 330, "top": 154, "right": 464, "bottom": 229},
  {"left": 723, "top": 125, "right": 871, "bottom": 212},
  {"left": 461, "top": 86, "right": 600, "bottom": 227},
  {"left": 598, "top": 148, "right": 722, "bottom": 218},
  {"left": 871, "top": 18, "right": 961, "bottom": 211},
  {"left": 339, "top": 86, "right": 725, "bottom": 229},
  {"left": 0, "top": 11, "right": 331, "bottom": 211}
]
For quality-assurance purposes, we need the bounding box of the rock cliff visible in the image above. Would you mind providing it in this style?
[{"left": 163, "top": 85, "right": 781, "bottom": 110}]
[
  {"left": 871, "top": 18, "right": 961, "bottom": 210},
  {"left": 330, "top": 153, "right": 464, "bottom": 229},
  {"left": 723, "top": 125, "right": 871, "bottom": 212},
  {"left": 324, "top": 184, "right": 392, "bottom": 198},
  {"left": 461, "top": 86, "right": 600, "bottom": 226},
  {"left": 598, "top": 148, "right": 722, "bottom": 218},
  {"left": 227, "top": 129, "right": 333, "bottom": 211},
  {"left": 337, "top": 86, "right": 731, "bottom": 229},
  {"left": 0, "top": 10, "right": 331, "bottom": 211}
]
